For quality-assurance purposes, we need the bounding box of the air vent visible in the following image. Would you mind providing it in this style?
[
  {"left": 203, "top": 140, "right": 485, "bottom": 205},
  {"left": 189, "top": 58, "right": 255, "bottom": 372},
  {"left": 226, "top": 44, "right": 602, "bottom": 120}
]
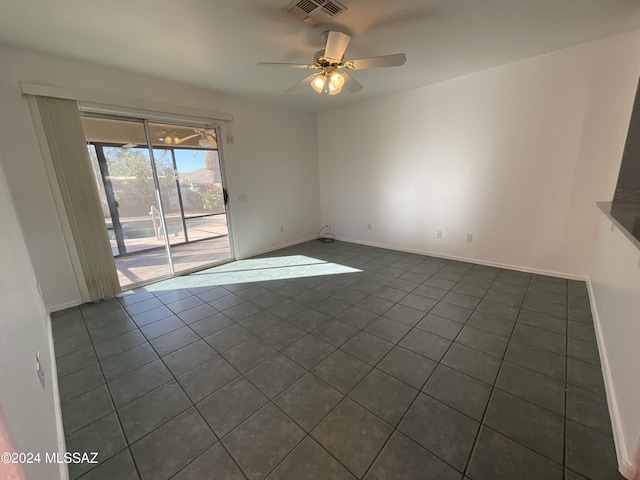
[
  {"left": 283, "top": 0, "right": 347, "bottom": 27},
  {"left": 296, "top": 0, "right": 318, "bottom": 14},
  {"left": 322, "top": 2, "right": 342, "bottom": 15}
]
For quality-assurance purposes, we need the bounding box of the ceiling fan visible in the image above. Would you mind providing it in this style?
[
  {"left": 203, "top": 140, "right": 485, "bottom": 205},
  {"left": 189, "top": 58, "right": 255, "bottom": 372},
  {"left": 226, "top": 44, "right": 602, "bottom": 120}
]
[
  {"left": 158, "top": 129, "right": 215, "bottom": 148},
  {"left": 256, "top": 31, "right": 407, "bottom": 95}
]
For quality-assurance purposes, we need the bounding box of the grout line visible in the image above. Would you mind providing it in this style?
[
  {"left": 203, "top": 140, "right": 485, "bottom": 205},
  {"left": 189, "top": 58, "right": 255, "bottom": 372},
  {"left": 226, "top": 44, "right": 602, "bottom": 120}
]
[
  {"left": 115, "top": 300, "right": 251, "bottom": 478},
  {"left": 74, "top": 307, "right": 145, "bottom": 480},
  {"left": 115, "top": 315, "right": 239, "bottom": 477},
  {"left": 360, "top": 261, "right": 500, "bottom": 478},
  {"left": 460, "top": 269, "right": 532, "bottom": 478},
  {"left": 219, "top": 259, "right": 454, "bottom": 478},
  {"left": 64, "top": 292, "right": 253, "bottom": 477}
]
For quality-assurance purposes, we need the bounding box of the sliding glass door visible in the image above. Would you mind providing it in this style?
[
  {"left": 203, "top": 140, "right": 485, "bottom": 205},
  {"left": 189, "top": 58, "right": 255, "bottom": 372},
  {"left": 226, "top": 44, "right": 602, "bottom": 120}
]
[{"left": 82, "top": 115, "right": 233, "bottom": 288}]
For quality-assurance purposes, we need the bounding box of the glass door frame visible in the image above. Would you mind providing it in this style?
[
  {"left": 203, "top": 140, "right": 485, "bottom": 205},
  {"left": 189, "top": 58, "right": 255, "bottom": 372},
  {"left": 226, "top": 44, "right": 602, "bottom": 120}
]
[
  {"left": 167, "top": 147, "right": 189, "bottom": 243},
  {"left": 169, "top": 123, "right": 235, "bottom": 277},
  {"left": 93, "top": 144, "right": 127, "bottom": 256},
  {"left": 143, "top": 120, "right": 176, "bottom": 276},
  {"left": 82, "top": 111, "right": 235, "bottom": 289}
]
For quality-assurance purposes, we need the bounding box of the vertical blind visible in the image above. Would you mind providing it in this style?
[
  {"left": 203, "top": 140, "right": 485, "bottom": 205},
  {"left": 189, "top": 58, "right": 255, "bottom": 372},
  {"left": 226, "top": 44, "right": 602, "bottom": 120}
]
[{"left": 35, "top": 96, "right": 120, "bottom": 300}]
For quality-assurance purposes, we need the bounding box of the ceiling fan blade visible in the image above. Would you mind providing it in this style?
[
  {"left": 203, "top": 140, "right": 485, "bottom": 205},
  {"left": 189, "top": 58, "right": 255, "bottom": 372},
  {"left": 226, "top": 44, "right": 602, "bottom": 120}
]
[
  {"left": 324, "top": 31, "right": 351, "bottom": 62},
  {"left": 174, "top": 133, "right": 199, "bottom": 144},
  {"left": 344, "top": 53, "right": 407, "bottom": 70},
  {"left": 255, "top": 62, "right": 315, "bottom": 68},
  {"left": 285, "top": 74, "right": 317, "bottom": 92},
  {"left": 342, "top": 72, "right": 363, "bottom": 93}
]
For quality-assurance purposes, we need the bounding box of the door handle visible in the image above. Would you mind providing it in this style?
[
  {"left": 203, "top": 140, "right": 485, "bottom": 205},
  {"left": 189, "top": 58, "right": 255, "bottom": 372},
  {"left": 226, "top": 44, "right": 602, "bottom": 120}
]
[{"left": 223, "top": 188, "right": 229, "bottom": 205}]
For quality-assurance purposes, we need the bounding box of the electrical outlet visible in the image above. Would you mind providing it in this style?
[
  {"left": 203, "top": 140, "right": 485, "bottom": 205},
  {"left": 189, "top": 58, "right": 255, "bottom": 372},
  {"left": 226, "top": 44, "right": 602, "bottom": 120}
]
[
  {"left": 436, "top": 231, "right": 443, "bottom": 239},
  {"left": 280, "top": 226, "right": 284, "bottom": 233},
  {"left": 35, "top": 351, "right": 45, "bottom": 389},
  {"left": 367, "top": 223, "right": 372, "bottom": 230},
  {"left": 467, "top": 233, "right": 473, "bottom": 242}
]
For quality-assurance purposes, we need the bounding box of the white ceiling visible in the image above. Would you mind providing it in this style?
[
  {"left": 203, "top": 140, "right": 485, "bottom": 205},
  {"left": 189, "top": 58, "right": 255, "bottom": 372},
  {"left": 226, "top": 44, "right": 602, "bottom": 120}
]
[{"left": 1, "top": 0, "right": 639, "bottom": 112}]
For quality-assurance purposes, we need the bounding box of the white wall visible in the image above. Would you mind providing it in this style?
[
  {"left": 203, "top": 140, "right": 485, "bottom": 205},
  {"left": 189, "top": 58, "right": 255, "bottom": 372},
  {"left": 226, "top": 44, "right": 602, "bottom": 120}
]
[
  {"left": 590, "top": 214, "right": 640, "bottom": 477},
  {"left": 318, "top": 30, "right": 640, "bottom": 278},
  {"left": 0, "top": 154, "right": 66, "bottom": 480},
  {"left": 0, "top": 45, "right": 320, "bottom": 312}
]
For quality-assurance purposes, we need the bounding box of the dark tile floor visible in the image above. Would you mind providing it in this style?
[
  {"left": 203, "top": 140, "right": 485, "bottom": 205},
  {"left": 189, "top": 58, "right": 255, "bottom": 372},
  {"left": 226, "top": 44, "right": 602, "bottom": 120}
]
[{"left": 51, "top": 240, "right": 622, "bottom": 480}]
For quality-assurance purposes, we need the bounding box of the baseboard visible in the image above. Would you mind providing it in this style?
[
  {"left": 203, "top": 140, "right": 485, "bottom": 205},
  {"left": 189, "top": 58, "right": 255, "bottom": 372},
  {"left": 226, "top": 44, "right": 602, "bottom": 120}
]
[
  {"left": 238, "top": 236, "right": 318, "bottom": 260},
  {"left": 45, "top": 316, "right": 69, "bottom": 480},
  {"left": 333, "top": 236, "right": 588, "bottom": 281},
  {"left": 48, "top": 299, "right": 83, "bottom": 314},
  {"left": 586, "top": 280, "right": 634, "bottom": 479}
]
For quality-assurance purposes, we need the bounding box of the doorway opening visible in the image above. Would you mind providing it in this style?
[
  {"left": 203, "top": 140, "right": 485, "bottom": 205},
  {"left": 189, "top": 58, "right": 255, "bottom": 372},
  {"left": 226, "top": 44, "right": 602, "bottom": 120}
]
[{"left": 81, "top": 115, "right": 233, "bottom": 288}]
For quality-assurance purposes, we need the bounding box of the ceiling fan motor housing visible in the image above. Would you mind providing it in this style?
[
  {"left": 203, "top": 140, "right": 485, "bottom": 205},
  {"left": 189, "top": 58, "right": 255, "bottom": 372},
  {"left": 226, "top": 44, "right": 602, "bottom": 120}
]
[{"left": 314, "top": 49, "right": 342, "bottom": 68}]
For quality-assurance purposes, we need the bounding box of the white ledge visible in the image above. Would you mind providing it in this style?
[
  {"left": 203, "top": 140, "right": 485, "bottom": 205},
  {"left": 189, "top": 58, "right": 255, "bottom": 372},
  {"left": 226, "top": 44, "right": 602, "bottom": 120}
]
[{"left": 597, "top": 201, "right": 640, "bottom": 251}]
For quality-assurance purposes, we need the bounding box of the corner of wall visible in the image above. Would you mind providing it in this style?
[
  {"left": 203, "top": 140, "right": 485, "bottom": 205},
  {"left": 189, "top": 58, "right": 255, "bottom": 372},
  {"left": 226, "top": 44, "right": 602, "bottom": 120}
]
[
  {"left": 0, "top": 153, "right": 67, "bottom": 479},
  {"left": 586, "top": 279, "right": 634, "bottom": 479}
]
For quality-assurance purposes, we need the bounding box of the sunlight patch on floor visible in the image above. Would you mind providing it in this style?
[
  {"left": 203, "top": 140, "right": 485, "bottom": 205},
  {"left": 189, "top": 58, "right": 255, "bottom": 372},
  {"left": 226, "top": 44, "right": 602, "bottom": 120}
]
[{"left": 140, "top": 255, "right": 361, "bottom": 293}]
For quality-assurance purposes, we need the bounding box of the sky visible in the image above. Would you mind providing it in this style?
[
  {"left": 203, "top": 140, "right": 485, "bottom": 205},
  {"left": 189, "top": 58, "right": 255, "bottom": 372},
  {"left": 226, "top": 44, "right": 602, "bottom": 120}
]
[
  {"left": 154, "top": 148, "right": 207, "bottom": 173},
  {"left": 174, "top": 149, "right": 206, "bottom": 173}
]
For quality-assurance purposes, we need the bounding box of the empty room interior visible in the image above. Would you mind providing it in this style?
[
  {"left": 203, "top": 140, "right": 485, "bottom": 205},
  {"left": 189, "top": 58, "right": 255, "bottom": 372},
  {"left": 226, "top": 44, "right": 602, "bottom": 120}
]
[{"left": 1, "top": 1, "right": 640, "bottom": 479}]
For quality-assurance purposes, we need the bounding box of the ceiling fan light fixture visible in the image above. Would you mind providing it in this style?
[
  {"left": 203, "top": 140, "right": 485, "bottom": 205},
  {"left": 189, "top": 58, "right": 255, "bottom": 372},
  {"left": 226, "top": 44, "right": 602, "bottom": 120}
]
[
  {"left": 329, "top": 71, "right": 345, "bottom": 89},
  {"left": 311, "top": 74, "right": 326, "bottom": 93},
  {"left": 198, "top": 132, "right": 212, "bottom": 148},
  {"left": 328, "top": 83, "right": 342, "bottom": 95},
  {"left": 324, "top": 71, "right": 345, "bottom": 95}
]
